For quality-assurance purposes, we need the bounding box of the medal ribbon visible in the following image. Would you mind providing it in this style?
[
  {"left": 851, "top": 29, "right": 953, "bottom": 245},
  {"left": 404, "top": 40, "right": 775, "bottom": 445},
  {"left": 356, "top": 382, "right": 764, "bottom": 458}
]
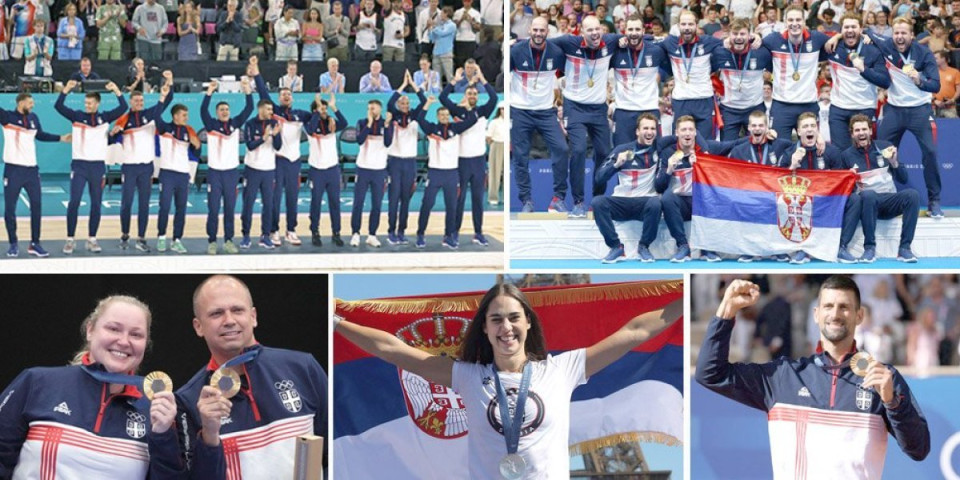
[
  {"left": 530, "top": 42, "right": 546, "bottom": 88},
  {"left": 626, "top": 41, "right": 645, "bottom": 86},
  {"left": 679, "top": 41, "right": 694, "bottom": 81},
  {"left": 493, "top": 362, "right": 532, "bottom": 456},
  {"left": 735, "top": 49, "right": 752, "bottom": 88},
  {"left": 749, "top": 142, "right": 768, "bottom": 165},
  {"left": 220, "top": 349, "right": 260, "bottom": 369},
  {"left": 789, "top": 39, "right": 803, "bottom": 78}
]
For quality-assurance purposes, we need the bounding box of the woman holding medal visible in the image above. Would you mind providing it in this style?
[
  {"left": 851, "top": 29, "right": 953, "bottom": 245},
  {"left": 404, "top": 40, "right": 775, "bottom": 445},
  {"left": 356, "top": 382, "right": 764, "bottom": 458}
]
[
  {"left": 0, "top": 295, "right": 184, "bottom": 479},
  {"left": 335, "top": 282, "right": 681, "bottom": 479}
]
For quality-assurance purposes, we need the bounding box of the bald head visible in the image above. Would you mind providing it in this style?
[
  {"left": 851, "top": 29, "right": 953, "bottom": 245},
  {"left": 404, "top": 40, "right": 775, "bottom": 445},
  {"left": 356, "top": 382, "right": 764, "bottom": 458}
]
[
  {"left": 193, "top": 275, "right": 254, "bottom": 317},
  {"left": 582, "top": 15, "right": 602, "bottom": 47},
  {"left": 529, "top": 16, "right": 549, "bottom": 46}
]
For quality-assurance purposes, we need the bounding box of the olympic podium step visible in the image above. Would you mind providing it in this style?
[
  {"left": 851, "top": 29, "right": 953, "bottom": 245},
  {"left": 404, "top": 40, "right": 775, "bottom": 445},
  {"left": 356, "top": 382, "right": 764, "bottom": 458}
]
[{"left": 509, "top": 215, "right": 960, "bottom": 263}]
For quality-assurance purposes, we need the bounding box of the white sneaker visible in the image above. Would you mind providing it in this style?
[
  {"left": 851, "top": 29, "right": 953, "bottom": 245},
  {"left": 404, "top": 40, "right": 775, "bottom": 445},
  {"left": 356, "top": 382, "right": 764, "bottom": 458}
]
[
  {"left": 350, "top": 233, "right": 361, "bottom": 247},
  {"left": 286, "top": 231, "right": 302, "bottom": 246},
  {"left": 270, "top": 231, "right": 282, "bottom": 245},
  {"left": 63, "top": 238, "right": 76, "bottom": 255},
  {"left": 366, "top": 235, "right": 382, "bottom": 248}
]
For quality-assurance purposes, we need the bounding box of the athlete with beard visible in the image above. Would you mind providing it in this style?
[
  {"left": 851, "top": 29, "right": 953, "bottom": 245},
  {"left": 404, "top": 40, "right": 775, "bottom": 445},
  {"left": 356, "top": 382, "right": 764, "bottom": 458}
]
[
  {"left": 549, "top": 15, "right": 621, "bottom": 216},
  {"left": 713, "top": 18, "right": 773, "bottom": 140},
  {"left": 608, "top": 18, "right": 669, "bottom": 147},
  {"left": 822, "top": 14, "right": 890, "bottom": 150},
  {"left": 762, "top": 5, "right": 831, "bottom": 140},
  {"left": 696, "top": 276, "right": 930, "bottom": 480},
  {"left": 779, "top": 113, "right": 861, "bottom": 264},
  {"left": 864, "top": 16, "right": 944, "bottom": 218},
  {"left": 510, "top": 16, "right": 568, "bottom": 213},
  {"left": 659, "top": 10, "right": 724, "bottom": 139},
  {"left": 840, "top": 114, "right": 920, "bottom": 263}
]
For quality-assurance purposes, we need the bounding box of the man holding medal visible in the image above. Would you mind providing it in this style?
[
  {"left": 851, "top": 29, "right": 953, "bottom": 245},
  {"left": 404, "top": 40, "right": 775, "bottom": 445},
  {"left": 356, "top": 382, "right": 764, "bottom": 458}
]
[
  {"left": 592, "top": 114, "right": 664, "bottom": 264},
  {"left": 608, "top": 18, "right": 668, "bottom": 147},
  {"left": 762, "top": 5, "right": 831, "bottom": 140},
  {"left": 822, "top": 14, "right": 890, "bottom": 151},
  {"left": 548, "top": 15, "right": 620, "bottom": 215},
  {"left": 696, "top": 276, "right": 930, "bottom": 479},
  {"left": 713, "top": 18, "right": 773, "bottom": 140},
  {"left": 659, "top": 10, "right": 724, "bottom": 139},
  {"left": 865, "top": 17, "right": 945, "bottom": 218},
  {"left": 841, "top": 114, "right": 921, "bottom": 262},
  {"left": 509, "top": 16, "right": 568, "bottom": 213},
  {"left": 176, "top": 275, "right": 328, "bottom": 479}
]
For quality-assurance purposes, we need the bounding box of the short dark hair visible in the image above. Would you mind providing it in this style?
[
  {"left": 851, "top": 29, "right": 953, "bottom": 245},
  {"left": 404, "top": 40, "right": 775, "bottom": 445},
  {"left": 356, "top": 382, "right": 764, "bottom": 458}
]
[
  {"left": 85, "top": 92, "right": 101, "bottom": 102},
  {"left": 458, "top": 283, "right": 548, "bottom": 364},
  {"left": 819, "top": 275, "right": 861, "bottom": 308},
  {"left": 368, "top": 99, "right": 382, "bottom": 107},
  {"left": 130, "top": 91, "right": 144, "bottom": 98},
  {"left": 171, "top": 104, "right": 188, "bottom": 115},
  {"left": 216, "top": 101, "right": 230, "bottom": 109},
  {"left": 848, "top": 113, "right": 871, "bottom": 132},
  {"left": 637, "top": 113, "right": 658, "bottom": 128},
  {"left": 16, "top": 92, "right": 32, "bottom": 104},
  {"left": 258, "top": 99, "right": 273, "bottom": 108}
]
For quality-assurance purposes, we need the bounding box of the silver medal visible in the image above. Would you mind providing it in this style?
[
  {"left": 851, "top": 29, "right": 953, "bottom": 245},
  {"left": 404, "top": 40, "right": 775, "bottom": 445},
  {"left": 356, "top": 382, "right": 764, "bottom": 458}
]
[{"left": 499, "top": 453, "right": 527, "bottom": 479}]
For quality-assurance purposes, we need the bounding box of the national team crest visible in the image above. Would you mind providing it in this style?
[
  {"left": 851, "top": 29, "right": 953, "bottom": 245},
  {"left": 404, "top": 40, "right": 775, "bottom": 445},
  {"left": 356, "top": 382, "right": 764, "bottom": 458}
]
[
  {"left": 276, "top": 379, "right": 303, "bottom": 413},
  {"left": 817, "top": 158, "right": 825, "bottom": 170},
  {"left": 768, "top": 152, "right": 776, "bottom": 165},
  {"left": 855, "top": 386, "right": 873, "bottom": 411},
  {"left": 878, "top": 156, "right": 885, "bottom": 167},
  {"left": 776, "top": 174, "right": 813, "bottom": 243},
  {"left": 126, "top": 411, "right": 146, "bottom": 439},
  {"left": 698, "top": 45, "right": 704, "bottom": 55},
  {"left": 806, "top": 42, "right": 812, "bottom": 52},
  {"left": 545, "top": 58, "right": 553, "bottom": 70},
  {"left": 645, "top": 55, "right": 652, "bottom": 67},
  {"left": 398, "top": 313, "right": 471, "bottom": 439},
  {"left": 750, "top": 58, "right": 757, "bottom": 69}
]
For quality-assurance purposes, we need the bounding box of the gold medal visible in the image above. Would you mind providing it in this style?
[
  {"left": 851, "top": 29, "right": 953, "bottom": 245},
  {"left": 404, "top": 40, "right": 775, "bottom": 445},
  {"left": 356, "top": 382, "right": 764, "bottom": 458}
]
[
  {"left": 848, "top": 52, "right": 860, "bottom": 61},
  {"left": 882, "top": 147, "right": 894, "bottom": 159},
  {"left": 143, "top": 371, "right": 173, "bottom": 400},
  {"left": 684, "top": 74, "right": 690, "bottom": 83},
  {"left": 210, "top": 368, "right": 242, "bottom": 398},
  {"left": 850, "top": 351, "right": 874, "bottom": 377},
  {"left": 587, "top": 78, "right": 594, "bottom": 87},
  {"left": 792, "top": 71, "right": 800, "bottom": 81},
  {"left": 903, "top": 64, "right": 916, "bottom": 74}
]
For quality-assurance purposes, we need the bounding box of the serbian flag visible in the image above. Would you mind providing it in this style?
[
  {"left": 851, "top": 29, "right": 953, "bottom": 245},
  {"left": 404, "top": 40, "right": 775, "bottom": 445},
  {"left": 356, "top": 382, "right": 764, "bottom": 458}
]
[
  {"left": 333, "top": 280, "right": 683, "bottom": 479},
  {"left": 690, "top": 155, "right": 856, "bottom": 262}
]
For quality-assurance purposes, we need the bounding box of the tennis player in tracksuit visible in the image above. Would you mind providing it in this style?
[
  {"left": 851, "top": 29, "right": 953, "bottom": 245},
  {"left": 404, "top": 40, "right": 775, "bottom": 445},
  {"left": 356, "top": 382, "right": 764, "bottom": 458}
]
[
  {"left": 242, "top": 101, "right": 284, "bottom": 250},
  {"left": 352, "top": 101, "right": 395, "bottom": 249},
  {"left": 592, "top": 113, "right": 664, "bottom": 264},
  {"left": 866, "top": 19, "right": 944, "bottom": 217},
  {"left": 713, "top": 18, "right": 773, "bottom": 140},
  {"left": 385, "top": 72, "right": 427, "bottom": 246},
  {"left": 200, "top": 80, "right": 254, "bottom": 255},
  {"left": 763, "top": 5, "right": 830, "bottom": 140},
  {"left": 841, "top": 114, "right": 920, "bottom": 263},
  {"left": 54, "top": 79, "right": 128, "bottom": 254},
  {"left": 823, "top": 14, "right": 890, "bottom": 151},
  {"left": 1, "top": 93, "right": 70, "bottom": 258},
  {"left": 610, "top": 18, "right": 668, "bottom": 146},
  {"left": 510, "top": 16, "right": 567, "bottom": 213},
  {"left": 304, "top": 93, "right": 348, "bottom": 248},
  {"left": 549, "top": 16, "right": 619, "bottom": 215},
  {"left": 253, "top": 70, "right": 313, "bottom": 246},
  {"left": 414, "top": 92, "right": 478, "bottom": 249},
  {"left": 660, "top": 10, "right": 724, "bottom": 139},
  {"left": 112, "top": 76, "right": 174, "bottom": 253},
  {"left": 697, "top": 277, "right": 930, "bottom": 480},
  {"left": 440, "top": 71, "right": 498, "bottom": 247},
  {"left": 155, "top": 99, "right": 201, "bottom": 255}
]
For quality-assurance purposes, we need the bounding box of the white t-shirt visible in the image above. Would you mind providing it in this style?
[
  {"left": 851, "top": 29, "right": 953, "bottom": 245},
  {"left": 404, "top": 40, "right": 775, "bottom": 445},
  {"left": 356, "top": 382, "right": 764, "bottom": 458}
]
[{"left": 451, "top": 349, "right": 587, "bottom": 480}]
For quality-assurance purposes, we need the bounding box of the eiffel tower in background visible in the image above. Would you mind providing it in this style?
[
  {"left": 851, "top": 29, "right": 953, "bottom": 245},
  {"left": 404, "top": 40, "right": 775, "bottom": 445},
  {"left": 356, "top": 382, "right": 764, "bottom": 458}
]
[
  {"left": 571, "top": 442, "right": 672, "bottom": 480},
  {"left": 497, "top": 274, "right": 592, "bottom": 287}
]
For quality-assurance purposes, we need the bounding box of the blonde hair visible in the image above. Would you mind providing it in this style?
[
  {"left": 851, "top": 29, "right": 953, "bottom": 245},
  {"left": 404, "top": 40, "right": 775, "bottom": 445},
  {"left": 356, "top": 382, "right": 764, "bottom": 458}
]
[{"left": 70, "top": 295, "right": 153, "bottom": 366}]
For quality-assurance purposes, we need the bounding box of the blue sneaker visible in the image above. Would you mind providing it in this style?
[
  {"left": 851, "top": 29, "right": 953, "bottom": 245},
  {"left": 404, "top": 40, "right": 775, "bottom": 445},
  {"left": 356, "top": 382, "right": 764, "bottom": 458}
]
[
  {"left": 387, "top": 232, "right": 400, "bottom": 245},
  {"left": 6, "top": 243, "right": 18, "bottom": 257},
  {"left": 637, "top": 244, "right": 655, "bottom": 263},
  {"left": 239, "top": 236, "right": 252, "bottom": 249},
  {"left": 259, "top": 235, "right": 276, "bottom": 249},
  {"left": 398, "top": 232, "right": 410, "bottom": 245},
  {"left": 927, "top": 201, "right": 944, "bottom": 218},
  {"left": 521, "top": 200, "right": 535, "bottom": 213},
  {"left": 738, "top": 255, "right": 759, "bottom": 263},
  {"left": 897, "top": 247, "right": 918, "bottom": 263},
  {"left": 601, "top": 244, "right": 626, "bottom": 264},
  {"left": 548, "top": 197, "right": 568, "bottom": 213},
  {"left": 837, "top": 246, "right": 857, "bottom": 264},
  {"left": 453, "top": 232, "right": 460, "bottom": 243},
  {"left": 28, "top": 243, "right": 49, "bottom": 258},
  {"left": 859, "top": 246, "right": 877, "bottom": 264},
  {"left": 790, "top": 251, "right": 810, "bottom": 264},
  {"left": 670, "top": 244, "right": 691, "bottom": 263},
  {"left": 472, "top": 234, "right": 489, "bottom": 246},
  {"left": 568, "top": 202, "right": 587, "bottom": 218},
  {"left": 416, "top": 234, "right": 426, "bottom": 249},
  {"left": 442, "top": 236, "right": 459, "bottom": 249},
  {"left": 774, "top": 254, "right": 791, "bottom": 262},
  {"left": 702, "top": 250, "right": 722, "bottom": 262}
]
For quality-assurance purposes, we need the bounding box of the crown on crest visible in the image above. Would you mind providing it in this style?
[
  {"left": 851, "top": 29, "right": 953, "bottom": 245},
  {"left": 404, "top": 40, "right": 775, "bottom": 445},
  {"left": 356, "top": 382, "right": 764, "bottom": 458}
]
[
  {"left": 395, "top": 312, "right": 469, "bottom": 357},
  {"left": 778, "top": 174, "right": 811, "bottom": 196}
]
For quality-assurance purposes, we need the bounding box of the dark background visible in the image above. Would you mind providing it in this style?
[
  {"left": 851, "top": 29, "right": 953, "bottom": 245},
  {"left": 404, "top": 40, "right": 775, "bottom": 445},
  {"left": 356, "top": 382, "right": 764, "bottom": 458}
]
[{"left": 0, "top": 274, "right": 328, "bottom": 389}]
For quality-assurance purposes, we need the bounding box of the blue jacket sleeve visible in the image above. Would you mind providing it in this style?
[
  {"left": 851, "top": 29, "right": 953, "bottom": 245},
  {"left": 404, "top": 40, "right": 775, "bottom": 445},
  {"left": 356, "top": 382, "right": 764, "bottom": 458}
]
[
  {"left": 595, "top": 146, "right": 626, "bottom": 185},
  {"left": 883, "top": 369, "right": 931, "bottom": 461},
  {"left": 305, "top": 112, "right": 321, "bottom": 134},
  {"left": 33, "top": 116, "right": 61, "bottom": 142},
  {"left": 200, "top": 94, "right": 214, "bottom": 129},
  {"left": 102, "top": 94, "right": 129, "bottom": 122},
  {"left": 356, "top": 120, "right": 370, "bottom": 145},
  {"left": 254, "top": 74, "right": 278, "bottom": 109},
  {"left": 148, "top": 91, "right": 174, "bottom": 124},
  {"left": 55, "top": 92, "right": 80, "bottom": 121},
  {"left": 694, "top": 316, "right": 779, "bottom": 412},
  {"left": 334, "top": 110, "right": 347, "bottom": 131},
  {"left": 416, "top": 109, "right": 438, "bottom": 133},
  {"left": 383, "top": 121, "right": 394, "bottom": 147},
  {"left": 387, "top": 91, "right": 401, "bottom": 117},
  {"left": 271, "top": 121, "right": 282, "bottom": 150},
  {"left": 175, "top": 395, "right": 225, "bottom": 480},
  {"left": 0, "top": 370, "right": 33, "bottom": 478},
  {"left": 861, "top": 47, "right": 891, "bottom": 89},
  {"left": 439, "top": 83, "right": 464, "bottom": 116},
  {"left": 891, "top": 160, "right": 909, "bottom": 184},
  {"left": 245, "top": 121, "right": 265, "bottom": 150},
  {"left": 704, "top": 136, "right": 746, "bottom": 156},
  {"left": 918, "top": 49, "right": 941, "bottom": 93},
  {"left": 233, "top": 94, "right": 254, "bottom": 129},
  {"left": 147, "top": 428, "right": 187, "bottom": 480},
  {"left": 448, "top": 111, "right": 478, "bottom": 134},
  {"left": 477, "top": 82, "right": 499, "bottom": 118}
]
